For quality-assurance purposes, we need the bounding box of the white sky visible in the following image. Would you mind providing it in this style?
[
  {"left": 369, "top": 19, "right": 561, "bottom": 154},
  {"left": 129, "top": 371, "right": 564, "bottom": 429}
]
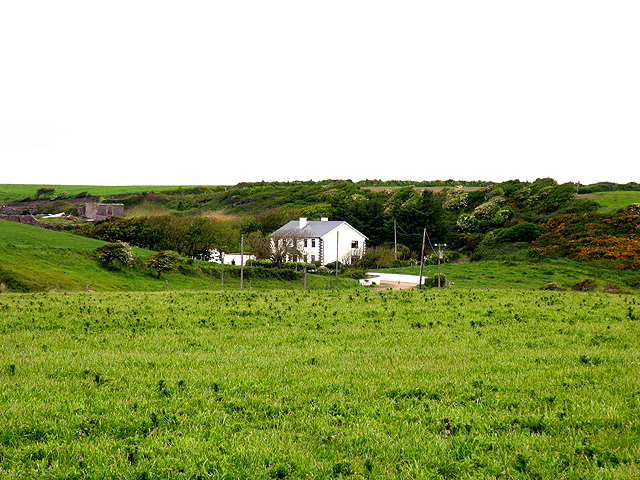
[{"left": 1, "top": 1, "right": 638, "bottom": 186}]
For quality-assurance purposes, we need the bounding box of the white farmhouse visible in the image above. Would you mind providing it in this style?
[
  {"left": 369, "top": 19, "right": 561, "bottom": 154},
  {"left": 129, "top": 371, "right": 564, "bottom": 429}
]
[{"left": 272, "top": 217, "right": 367, "bottom": 266}]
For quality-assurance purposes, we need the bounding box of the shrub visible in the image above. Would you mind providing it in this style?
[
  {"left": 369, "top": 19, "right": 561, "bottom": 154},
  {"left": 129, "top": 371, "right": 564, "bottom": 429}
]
[
  {"left": 625, "top": 275, "right": 640, "bottom": 289},
  {"left": 603, "top": 283, "right": 623, "bottom": 294},
  {"left": 341, "top": 268, "right": 366, "bottom": 279},
  {"left": 494, "top": 222, "right": 540, "bottom": 243},
  {"left": 247, "top": 259, "right": 275, "bottom": 268},
  {"left": 95, "top": 242, "right": 133, "bottom": 269},
  {"left": 457, "top": 213, "right": 479, "bottom": 232},
  {"left": 572, "top": 279, "right": 597, "bottom": 292},
  {"left": 540, "top": 282, "right": 564, "bottom": 291},
  {"left": 625, "top": 203, "right": 640, "bottom": 213},
  {"left": 0, "top": 267, "right": 32, "bottom": 293},
  {"left": 422, "top": 274, "right": 447, "bottom": 288},
  {"left": 325, "top": 261, "right": 343, "bottom": 271},
  {"left": 35, "top": 187, "right": 55, "bottom": 200},
  {"left": 147, "top": 250, "right": 181, "bottom": 278}
]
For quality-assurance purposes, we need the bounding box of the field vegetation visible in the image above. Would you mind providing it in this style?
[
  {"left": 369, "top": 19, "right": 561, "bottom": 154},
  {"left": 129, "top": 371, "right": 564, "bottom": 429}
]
[
  {"left": 0, "top": 185, "right": 213, "bottom": 204},
  {"left": 1, "top": 289, "right": 639, "bottom": 478},
  {"left": 580, "top": 192, "right": 640, "bottom": 214},
  {"left": 381, "top": 258, "right": 640, "bottom": 293}
]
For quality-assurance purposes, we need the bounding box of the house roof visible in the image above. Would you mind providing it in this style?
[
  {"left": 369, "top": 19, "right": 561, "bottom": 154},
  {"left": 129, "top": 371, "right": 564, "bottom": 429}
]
[{"left": 272, "top": 220, "right": 368, "bottom": 239}]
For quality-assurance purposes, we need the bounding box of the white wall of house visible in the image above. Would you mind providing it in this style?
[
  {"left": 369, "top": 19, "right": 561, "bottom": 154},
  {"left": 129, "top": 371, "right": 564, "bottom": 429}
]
[
  {"left": 319, "top": 223, "right": 366, "bottom": 265},
  {"left": 299, "top": 237, "right": 321, "bottom": 263},
  {"left": 271, "top": 217, "right": 367, "bottom": 266}
]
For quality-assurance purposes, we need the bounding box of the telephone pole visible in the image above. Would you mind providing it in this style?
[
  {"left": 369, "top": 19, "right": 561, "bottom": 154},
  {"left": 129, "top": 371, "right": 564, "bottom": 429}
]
[
  {"left": 435, "top": 243, "right": 446, "bottom": 288},
  {"left": 240, "top": 234, "right": 244, "bottom": 291},
  {"left": 418, "top": 228, "right": 426, "bottom": 289}
]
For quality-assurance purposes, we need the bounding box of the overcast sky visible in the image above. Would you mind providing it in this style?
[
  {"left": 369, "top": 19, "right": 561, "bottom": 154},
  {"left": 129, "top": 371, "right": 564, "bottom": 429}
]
[{"left": 1, "top": 1, "right": 638, "bottom": 186}]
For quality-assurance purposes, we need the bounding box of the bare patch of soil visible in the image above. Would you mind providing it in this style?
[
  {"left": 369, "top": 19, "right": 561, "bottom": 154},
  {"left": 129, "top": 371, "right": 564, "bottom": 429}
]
[
  {"left": 372, "top": 280, "right": 418, "bottom": 290},
  {"left": 203, "top": 210, "right": 242, "bottom": 221},
  {"left": 578, "top": 194, "right": 638, "bottom": 198},
  {"left": 362, "top": 186, "right": 484, "bottom": 193}
]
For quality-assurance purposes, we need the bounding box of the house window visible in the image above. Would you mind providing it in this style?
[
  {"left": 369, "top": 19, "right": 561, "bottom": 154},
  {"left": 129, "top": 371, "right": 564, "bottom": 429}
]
[
  {"left": 304, "top": 239, "right": 308, "bottom": 247},
  {"left": 311, "top": 239, "right": 316, "bottom": 247},
  {"left": 311, "top": 255, "right": 315, "bottom": 262},
  {"left": 351, "top": 240, "right": 359, "bottom": 249}
]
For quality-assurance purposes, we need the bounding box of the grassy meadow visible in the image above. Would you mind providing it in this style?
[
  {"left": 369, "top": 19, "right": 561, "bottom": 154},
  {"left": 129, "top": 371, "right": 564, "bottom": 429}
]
[
  {"left": 1, "top": 288, "right": 639, "bottom": 479},
  {"left": 0, "top": 185, "right": 214, "bottom": 203},
  {"left": 580, "top": 191, "right": 640, "bottom": 213},
  {"left": 384, "top": 259, "right": 640, "bottom": 293}
]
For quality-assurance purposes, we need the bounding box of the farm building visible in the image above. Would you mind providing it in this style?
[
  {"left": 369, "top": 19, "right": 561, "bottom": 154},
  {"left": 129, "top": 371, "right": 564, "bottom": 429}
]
[
  {"left": 80, "top": 203, "right": 125, "bottom": 221},
  {"left": 207, "top": 248, "right": 255, "bottom": 266},
  {"left": 271, "top": 217, "right": 367, "bottom": 265}
]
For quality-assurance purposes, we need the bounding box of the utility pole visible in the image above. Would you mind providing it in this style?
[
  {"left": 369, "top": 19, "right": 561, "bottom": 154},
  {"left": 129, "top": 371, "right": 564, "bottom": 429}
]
[
  {"left": 335, "top": 231, "right": 339, "bottom": 278},
  {"left": 303, "top": 262, "right": 307, "bottom": 291},
  {"left": 418, "top": 228, "right": 426, "bottom": 289},
  {"left": 435, "top": 243, "right": 447, "bottom": 289},
  {"left": 240, "top": 234, "right": 244, "bottom": 292},
  {"left": 221, "top": 253, "right": 225, "bottom": 291}
]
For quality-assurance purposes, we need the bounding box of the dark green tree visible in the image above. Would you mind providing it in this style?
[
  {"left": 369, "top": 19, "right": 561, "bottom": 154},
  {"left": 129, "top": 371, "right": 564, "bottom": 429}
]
[
  {"left": 147, "top": 250, "right": 180, "bottom": 278},
  {"left": 95, "top": 242, "right": 133, "bottom": 268}
]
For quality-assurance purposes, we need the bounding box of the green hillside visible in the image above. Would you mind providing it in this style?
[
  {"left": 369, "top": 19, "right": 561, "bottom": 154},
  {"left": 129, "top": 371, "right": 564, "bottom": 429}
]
[
  {"left": 0, "top": 184, "right": 215, "bottom": 203},
  {"left": 0, "top": 220, "right": 357, "bottom": 293}
]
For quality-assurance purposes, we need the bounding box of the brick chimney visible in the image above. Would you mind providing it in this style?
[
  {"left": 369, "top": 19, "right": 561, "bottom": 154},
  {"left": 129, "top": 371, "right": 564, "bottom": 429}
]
[{"left": 299, "top": 217, "right": 307, "bottom": 228}]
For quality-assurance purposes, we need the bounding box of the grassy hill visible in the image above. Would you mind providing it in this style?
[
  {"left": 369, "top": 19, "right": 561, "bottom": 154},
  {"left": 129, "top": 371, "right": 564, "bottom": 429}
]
[
  {"left": 0, "top": 184, "right": 215, "bottom": 203},
  {"left": 0, "top": 220, "right": 357, "bottom": 293}
]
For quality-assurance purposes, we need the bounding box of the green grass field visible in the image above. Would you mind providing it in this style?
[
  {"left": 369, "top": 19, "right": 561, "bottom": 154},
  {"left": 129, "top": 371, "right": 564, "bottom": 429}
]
[
  {"left": 383, "top": 258, "right": 639, "bottom": 293},
  {"left": 580, "top": 191, "right": 640, "bottom": 213},
  {"left": 1, "top": 289, "right": 639, "bottom": 478},
  {"left": 0, "top": 185, "right": 217, "bottom": 203}
]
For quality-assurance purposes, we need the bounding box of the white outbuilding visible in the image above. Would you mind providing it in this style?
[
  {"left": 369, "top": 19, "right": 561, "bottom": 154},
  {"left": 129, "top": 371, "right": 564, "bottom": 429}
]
[{"left": 271, "top": 217, "right": 367, "bottom": 266}]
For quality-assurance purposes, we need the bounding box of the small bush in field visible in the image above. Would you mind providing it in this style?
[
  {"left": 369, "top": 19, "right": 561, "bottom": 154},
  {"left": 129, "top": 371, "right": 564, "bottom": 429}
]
[
  {"left": 95, "top": 242, "right": 133, "bottom": 268},
  {"left": 146, "top": 250, "right": 181, "bottom": 278},
  {"left": 540, "top": 282, "right": 564, "bottom": 291},
  {"left": 572, "top": 278, "right": 597, "bottom": 292},
  {"left": 422, "top": 274, "right": 447, "bottom": 288}
]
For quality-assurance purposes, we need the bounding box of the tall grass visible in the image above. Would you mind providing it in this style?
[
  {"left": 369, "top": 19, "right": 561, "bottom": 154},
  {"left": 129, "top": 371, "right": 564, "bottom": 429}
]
[{"left": 1, "top": 289, "right": 638, "bottom": 478}]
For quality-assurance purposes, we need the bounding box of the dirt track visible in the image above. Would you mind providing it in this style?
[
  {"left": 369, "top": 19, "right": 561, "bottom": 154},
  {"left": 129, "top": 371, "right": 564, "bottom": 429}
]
[
  {"left": 578, "top": 194, "right": 638, "bottom": 198},
  {"left": 362, "top": 186, "right": 484, "bottom": 193},
  {"left": 373, "top": 281, "right": 418, "bottom": 290}
]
